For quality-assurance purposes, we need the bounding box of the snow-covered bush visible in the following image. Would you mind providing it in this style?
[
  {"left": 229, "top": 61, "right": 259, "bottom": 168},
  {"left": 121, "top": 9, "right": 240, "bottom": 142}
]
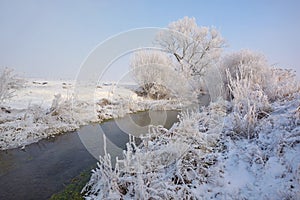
[
  {"left": 0, "top": 68, "right": 24, "bottom": 105},
  {"left": 130, "top": 50, "right": 193, "bottom": 100},
  {"left": 220, "top": 50, "right": 272, "bottom": 100},
  {"left": 26, "top": 93, "right": 79, "bottom": 130},
  {"left": 49, "top": 94, "right": 71, "bottom": 116},
  {"left": 219, "top": 49, "right": 299, "bottom": 138},
  {"left": 225, "top": 66, "right": 272, "bottom": 139},
  {"left": 268, "top": 68, "right": 300, "bottom": 101},
  {"left": 221, "top": 50, "right": 299, "bottom": 102},
  {"left": 0, "top": 93, "right": 81, "bottom": 150},
  {"left": 130, "top": 50, "right": 175, "bottom": 99},
  {"left": 83, "top": 102, "right": 227, "bottom": 199}
]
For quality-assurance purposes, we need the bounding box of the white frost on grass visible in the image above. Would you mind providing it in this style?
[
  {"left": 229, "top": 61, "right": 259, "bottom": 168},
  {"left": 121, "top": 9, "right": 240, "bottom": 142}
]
[
  {"left": 0, "top": 79, "right": 185, "bottom": 150},
  {"left": 84, "top": 94, "right": 300, "bottom": 199}
]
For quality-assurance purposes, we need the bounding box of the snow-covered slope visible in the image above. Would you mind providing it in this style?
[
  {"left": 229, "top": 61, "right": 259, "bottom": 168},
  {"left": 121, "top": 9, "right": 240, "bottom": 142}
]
[{"left": 83, "top": 94, "right": 300, "bottom": 199}]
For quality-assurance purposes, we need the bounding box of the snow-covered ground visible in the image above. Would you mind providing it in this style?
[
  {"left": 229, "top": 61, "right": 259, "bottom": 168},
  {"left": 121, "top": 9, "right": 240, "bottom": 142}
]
[
  {"left": 84, "top": 94, "right": 300, "bottom": 199},
  {"left": 0, "top": 79, "right": 185, "bottom": 150},
  {"left": 81, "top": 64, "right": 300, "bottom": 199},
  {"left": 0, "top": 73, "right": 299, "bottom": 199}
]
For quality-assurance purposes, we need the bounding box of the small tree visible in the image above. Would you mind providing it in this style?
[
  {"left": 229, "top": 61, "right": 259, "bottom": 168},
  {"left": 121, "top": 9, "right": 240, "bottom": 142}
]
[
  {"left": 157, "top": 17, "right": 225, "bottom": 78},
  {"left": 0, "top": 68, "right": 24, "bottom": 106},
  {"left": 130, "top": 50, "right": 174, "bottom": 99}
]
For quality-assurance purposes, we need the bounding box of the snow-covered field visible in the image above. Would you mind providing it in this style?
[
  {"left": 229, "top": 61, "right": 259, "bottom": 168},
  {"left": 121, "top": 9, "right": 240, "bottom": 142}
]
[{"left": 0, "top": 79, "right": 184, "bottom": 150}]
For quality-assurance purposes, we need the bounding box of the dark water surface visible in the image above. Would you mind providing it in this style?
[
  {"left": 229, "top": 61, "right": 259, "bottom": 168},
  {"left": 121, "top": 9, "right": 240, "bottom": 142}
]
[{"left": 0, "top": 110, "right": 178, "bottom": 200}]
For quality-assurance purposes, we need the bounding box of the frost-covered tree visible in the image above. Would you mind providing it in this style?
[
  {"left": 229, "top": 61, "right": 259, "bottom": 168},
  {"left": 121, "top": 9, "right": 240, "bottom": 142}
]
[
  {"left": 157, "top": 16, "right": 225, "bottom": 78},
  {"left": 130, "top": 50, "right": 175, "bottom": 99},
  {"left": 130, "top": 50, "right": 172, "bottom": 86},
  {"left": 0, "top": 68, "right": 24, "bottom": 105},
  {"left": 131, "top": 17, "right": 225, "bottom": 99}
]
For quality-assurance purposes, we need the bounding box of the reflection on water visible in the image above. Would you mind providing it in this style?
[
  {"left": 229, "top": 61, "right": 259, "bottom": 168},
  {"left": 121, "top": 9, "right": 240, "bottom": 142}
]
[
  {"left": 0, "top": 110, "right": 178, "bottom": 200},
  {"left": 78, "top": 110, "right": 179, "bottom": 160}
]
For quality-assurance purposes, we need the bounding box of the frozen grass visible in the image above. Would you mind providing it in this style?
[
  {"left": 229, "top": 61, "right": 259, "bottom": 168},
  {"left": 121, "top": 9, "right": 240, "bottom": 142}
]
[
  {"left": 0, "top": 79, "right": 186, "bottom": 150},
  {"left": 221, "top": 50, "right": 300, "bottom": 102},
  {"left": 0, "top": 63, "right": 299, "bottom": 199},
  {"left": 84, "top": 56, "right": 300, "bottom": 199},
  {"left": 0, "top": 68, "right": 24, "bottom": 105},
  {"left": 84, "top": 93, "right": 300, "bottom": 200}
]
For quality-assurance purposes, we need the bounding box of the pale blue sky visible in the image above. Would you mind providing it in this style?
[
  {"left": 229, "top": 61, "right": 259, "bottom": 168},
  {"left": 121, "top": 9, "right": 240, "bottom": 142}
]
[{"left": 0, "top": 0, "right": 299, "bottom": 79}]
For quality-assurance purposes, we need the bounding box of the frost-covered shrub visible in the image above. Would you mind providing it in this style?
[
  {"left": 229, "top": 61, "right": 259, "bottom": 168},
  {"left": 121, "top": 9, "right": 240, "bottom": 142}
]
[
  {"left": 83, "top": 102, "right": 227, "bottom": 199},
  {"left": 296, "top": 104, "right": 300, "bottom": 120},
  {"left": 221, "top": 50, "right": 300, "bottom": 102},
  {"left": 0, "top": 68, "right": 24, "bottom": 105},
  {"left": 227, "top": 69, "right": 272, "bottom": 115},
  {"left": 0, "top": 93, "right": 81, "bottom": 150},
  {"left": 28, "top": 94, "right": 79, "bottom": 129},
  {"left": 220, "top": 50, "right": 272, "bottom": 100},
  {"left": 219, "top": 49, "right": 300, "bottom": 138},
  {"left": 225, "top": 66, "right": 272, "bottom": 139},
  {"left": 268, "top": 68, "right": 300, "bottom": 101},
  {"left": 130, "top": 49, "right": 195, "bottom": 101},
  {"left": 221, "top": 50, "right": 270, "bottom": 81},
  {"left": 130, "top": 50, "right": 176, "bottom": 99},
  {"left": 47, "top": 93, "right": 77, "bottom": 124},
  {"left": 135, "top": 83, "right": 172, "bottom": 100}
]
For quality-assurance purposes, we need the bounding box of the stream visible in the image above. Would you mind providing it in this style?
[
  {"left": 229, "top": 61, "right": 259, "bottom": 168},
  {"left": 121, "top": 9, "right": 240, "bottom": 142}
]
[{"left": 0, "top": 110, "right": 179, "bottom": 200}]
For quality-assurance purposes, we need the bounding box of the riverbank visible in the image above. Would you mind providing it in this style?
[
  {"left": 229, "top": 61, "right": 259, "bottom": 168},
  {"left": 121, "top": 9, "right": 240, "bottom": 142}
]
[
  {"left": 84, "top": 93, "right": 300, "bottom": 199},
  {"left": 49, "top": 164, "right": 95, "bottom": 200},
  {"left": 0, "top": 79, "right": 188, "bottom": 150},
  {"left": 0, "top": 110, "right": 180, "bottom": 200}
]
